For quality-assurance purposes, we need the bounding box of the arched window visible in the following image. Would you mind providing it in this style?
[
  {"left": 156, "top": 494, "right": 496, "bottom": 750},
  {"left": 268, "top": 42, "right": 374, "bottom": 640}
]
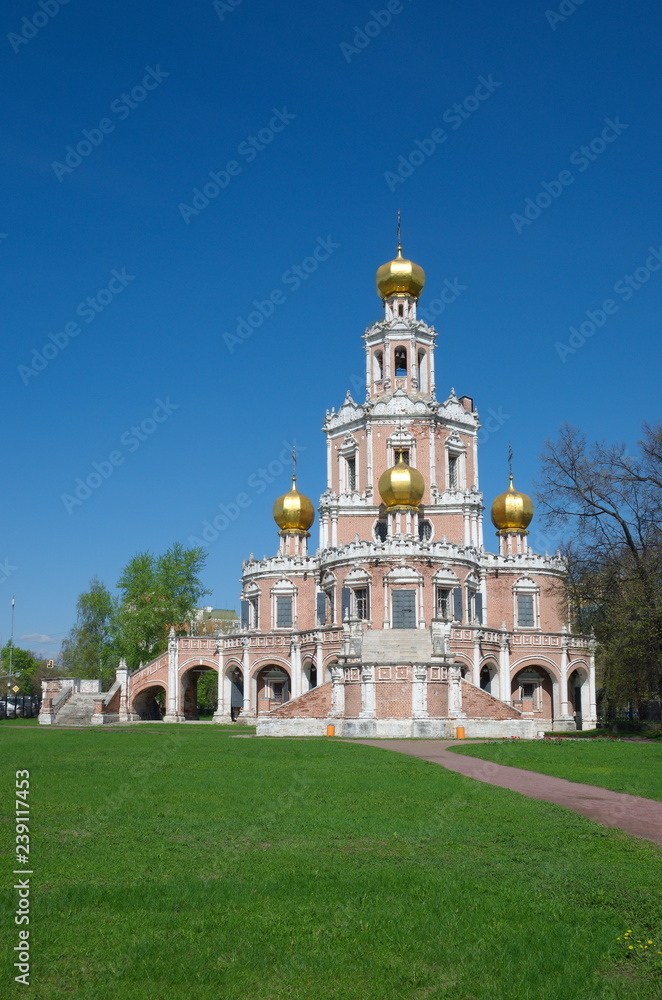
[
  {"left": 394, "top": 346, "right": 407, "bottom": 376},
  {"left": 373, "top": 350, "right": 383, "bottom": 381},
  {"left": 374, "top": 520, "right": 388, "bottom": 542},
  {"left": 418, "top": 519, "right": 432, "bottom": 541}
]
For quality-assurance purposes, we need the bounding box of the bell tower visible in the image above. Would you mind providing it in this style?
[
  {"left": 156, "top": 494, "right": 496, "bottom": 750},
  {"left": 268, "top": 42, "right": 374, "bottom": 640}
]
[{"left": 365, "top": 217, "right": 436, "bottom": 399}]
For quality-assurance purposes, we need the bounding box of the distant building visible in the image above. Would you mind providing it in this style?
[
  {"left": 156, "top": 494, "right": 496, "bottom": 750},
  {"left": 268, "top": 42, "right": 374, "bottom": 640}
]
[{"left": 40, "top": 240, "right": 596, "bottom": 734}]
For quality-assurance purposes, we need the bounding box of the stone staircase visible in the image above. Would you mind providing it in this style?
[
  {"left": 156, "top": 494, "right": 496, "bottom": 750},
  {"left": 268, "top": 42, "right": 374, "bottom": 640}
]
[
  {"left": 53, "top": 692, "right": 99, "bottom": 726},
  {"left": 360, "top": 629, "right": 433, "bottom": 663}
]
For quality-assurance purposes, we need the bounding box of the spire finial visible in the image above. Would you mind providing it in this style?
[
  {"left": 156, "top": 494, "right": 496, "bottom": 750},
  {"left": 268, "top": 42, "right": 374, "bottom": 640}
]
[
  {"left": 396, "top": 209, "right": 402, "bottom": 254},
  {"left": 292, "top": 446, "right": 297, "bottom": 485},
  {"left": 508, "top": 442, "right": 513, "bottom": 480}
]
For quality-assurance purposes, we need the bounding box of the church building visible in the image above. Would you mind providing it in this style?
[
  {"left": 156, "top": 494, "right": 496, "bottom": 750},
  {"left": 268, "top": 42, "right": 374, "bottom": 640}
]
[{"left": 40, "top": 238, "right": 596, "bottom": 735}]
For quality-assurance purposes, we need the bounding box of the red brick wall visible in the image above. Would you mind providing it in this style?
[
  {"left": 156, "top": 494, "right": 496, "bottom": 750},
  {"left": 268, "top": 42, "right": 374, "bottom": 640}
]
[
  {"left": 461, "top": 680, "right": 521, "bottom": 720},
  {"left": 344, "top": 682, "right": 362, "bottom": 717},
  {"left": 376, "top": 682, "right": 412, "bottom": 718},
  {"left": 269, "top": 682, "right": 333, "bottom": 718},
  {"left": 427, "top": 682, "right": 448, "bottom": 717}
]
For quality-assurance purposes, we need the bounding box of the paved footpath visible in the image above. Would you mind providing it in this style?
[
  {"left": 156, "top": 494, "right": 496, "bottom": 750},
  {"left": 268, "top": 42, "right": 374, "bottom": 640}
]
[{"left": 347, "top": 739, "right": 662, "bottom": 847}]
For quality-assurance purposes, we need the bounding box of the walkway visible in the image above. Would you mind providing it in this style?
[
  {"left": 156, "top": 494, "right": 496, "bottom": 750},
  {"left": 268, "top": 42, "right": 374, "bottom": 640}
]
[{"left": 349, "top": 739, "right": 662, "bottom": 847}]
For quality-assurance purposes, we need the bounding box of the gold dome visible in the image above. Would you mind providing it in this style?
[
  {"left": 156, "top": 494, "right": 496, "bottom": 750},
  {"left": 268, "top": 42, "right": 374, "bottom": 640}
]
[
  {"left": 273, "top": 478, "right": 315, "bottom": 535},
  {"left": 491, "top": 476, "right": 533, "bottom": 534},
  {"left": 376, "top": 244, "right": 426, "bottom": 301},
  {"left": 378, "top": 452, "right": 425, "bottom": 509}
]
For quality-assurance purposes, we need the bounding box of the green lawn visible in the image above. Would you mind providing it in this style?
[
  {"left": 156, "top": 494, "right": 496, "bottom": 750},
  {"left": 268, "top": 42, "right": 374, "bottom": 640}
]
[
  {"left": 450, "top": 739, "right": 662, "bottom": 801},
  {"left": 1, "top": 728, "right": 661, "bottom": 1000}
]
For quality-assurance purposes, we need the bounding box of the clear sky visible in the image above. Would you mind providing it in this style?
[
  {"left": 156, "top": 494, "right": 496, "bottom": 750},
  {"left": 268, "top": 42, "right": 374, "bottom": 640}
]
[{"left": 2, "top": 0, "right": 661, "bottom": 657}]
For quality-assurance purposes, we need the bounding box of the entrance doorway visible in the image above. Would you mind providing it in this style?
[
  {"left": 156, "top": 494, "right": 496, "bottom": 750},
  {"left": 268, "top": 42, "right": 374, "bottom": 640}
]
[{"left": 392, "top": 590, "right": 416, "bottom": 628}]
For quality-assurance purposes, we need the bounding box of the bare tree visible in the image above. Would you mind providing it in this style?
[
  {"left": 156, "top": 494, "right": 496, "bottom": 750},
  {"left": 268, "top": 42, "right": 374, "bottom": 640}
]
[{"left": 535, "top": 423, "right": 662, "bottom": 716}]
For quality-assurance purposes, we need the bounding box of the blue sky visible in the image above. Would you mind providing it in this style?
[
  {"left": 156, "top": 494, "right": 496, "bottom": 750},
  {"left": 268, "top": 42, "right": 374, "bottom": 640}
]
[{"left": 2, "top": 0, "right": 661, "bottom": 657}]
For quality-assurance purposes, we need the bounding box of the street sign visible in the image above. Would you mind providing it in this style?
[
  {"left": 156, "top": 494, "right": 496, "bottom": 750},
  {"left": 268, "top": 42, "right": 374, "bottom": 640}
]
[{"left": 12, "top": 685, "right": 20, "bottom": 693}]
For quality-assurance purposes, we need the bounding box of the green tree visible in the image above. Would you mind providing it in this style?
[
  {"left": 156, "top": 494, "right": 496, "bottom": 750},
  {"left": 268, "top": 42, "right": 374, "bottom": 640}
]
[
  {"left": 113, "top": 544, "right": 209, "bottom": 671},
  {"left": 1, "top": 644, "right": 50, "bottom": 695},
  {"left": 536, "top": 423, "right": 662, "bottom": 716},
  {"left": 60, "top": 578, "right": 118, "bottom": 687}
]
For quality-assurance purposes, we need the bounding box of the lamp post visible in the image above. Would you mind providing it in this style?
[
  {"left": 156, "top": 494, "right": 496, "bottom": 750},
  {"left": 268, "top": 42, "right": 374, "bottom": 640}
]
[{"left": 8, "top": 596, "right": 15, "bottom": 688}]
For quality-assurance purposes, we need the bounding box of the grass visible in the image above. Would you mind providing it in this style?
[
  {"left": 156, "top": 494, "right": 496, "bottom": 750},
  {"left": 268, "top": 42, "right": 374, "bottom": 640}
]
[
  {"left": 450, "top": 739, "right": 662, "bottom": 801},
  {"left": 0, "top": 728, "right": 661, "bottom": 1000}
]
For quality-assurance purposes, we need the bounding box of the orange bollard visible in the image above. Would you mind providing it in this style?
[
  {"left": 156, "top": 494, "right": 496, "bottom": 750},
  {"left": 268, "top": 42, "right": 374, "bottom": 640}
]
[
  {"left": 326, "top": 724, "right": 336, "bottom": 737},
  {"left": 456, "top": 726, "right": 465, "bottom": 739}
]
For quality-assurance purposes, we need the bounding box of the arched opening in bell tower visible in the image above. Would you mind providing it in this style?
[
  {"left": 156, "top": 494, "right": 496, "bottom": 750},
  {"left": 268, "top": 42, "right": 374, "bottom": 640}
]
[{"left": 394, "top": 346, "right": 407, "bottom": 376}]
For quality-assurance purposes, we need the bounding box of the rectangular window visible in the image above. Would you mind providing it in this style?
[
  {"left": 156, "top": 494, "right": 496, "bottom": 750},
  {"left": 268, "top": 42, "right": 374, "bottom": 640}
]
[
  {"left": 355, "top": 588, "right": 369, "bottom": 620},
  {"left": 316, "top": 592, "right": 327, "bottom": 626},
  {"left": 436, "top": 588, "right": 451, "bottom": 620},
  {"left": 448, "top": 455, "right": 458, "bottom": 489},
  {"left": 453, "top": 587, "right": 463, "bottom": 622},
  {"left": 346, "top": 457, "right": 356, "bottom": 491},
  {"left": 276, "top": 596, "right": 293, "bottom": 628},
  {"left": 249, "top": 597, "right": 259, "bottom": 629},
  {"left": 517, "top": 594, "right": 535, "bottom": 627}
]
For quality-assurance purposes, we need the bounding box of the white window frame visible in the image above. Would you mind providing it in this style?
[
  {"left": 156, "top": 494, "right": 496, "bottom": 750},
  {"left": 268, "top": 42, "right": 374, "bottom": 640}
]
[
  {"left": 271, "top": 580, "right": 297, "bottom": 630},
  {"left": 513, "top": 578, "right": 540, "bottom": 630}
]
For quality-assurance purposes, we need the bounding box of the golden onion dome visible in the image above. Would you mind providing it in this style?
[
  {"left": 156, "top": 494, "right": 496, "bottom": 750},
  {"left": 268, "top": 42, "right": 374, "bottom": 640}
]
[
  {"left": 378, "top": 452, "right": 425, "bottom": 509},
  {"left": 490, "top": 476, "right": 534, "bottom": 534},
  {"left": 376, "top": 243, "right": 426, "bottom": 301},
  {"left": 273, "top": 477, "right": 315, "bottom": 535}
]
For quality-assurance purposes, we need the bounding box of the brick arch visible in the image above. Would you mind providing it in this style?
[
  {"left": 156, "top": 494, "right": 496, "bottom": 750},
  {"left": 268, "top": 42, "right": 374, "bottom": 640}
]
[
  {"left": 248, "top": 655, "right": 291, "bottom": 681},
  {"left": 510, "top": 655, "right": 561, "bottom": 683},
  {"left": 510, "top": 658, "right": 560, "bottom": 720},
  {"left": 132, "top": 682, "right": 167, "bottom": 720},
  {"left": 178, "top": 656, "right": 219, "bottom": 676}
]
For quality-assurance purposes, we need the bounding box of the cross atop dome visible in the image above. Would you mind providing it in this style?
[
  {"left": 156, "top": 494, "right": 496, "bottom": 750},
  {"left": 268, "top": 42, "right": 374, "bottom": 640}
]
[{"left": 375, "top": 213, "right": 426, "bottom": 317}]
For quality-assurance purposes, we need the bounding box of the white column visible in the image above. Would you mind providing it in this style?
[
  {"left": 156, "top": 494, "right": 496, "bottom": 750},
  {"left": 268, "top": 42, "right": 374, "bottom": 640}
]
[
  {"left": 326, "top": 438, "right": 333, "bottom": 489},
  {"left": 428, "top": 425, "right": 436, "bottom": 488},
  {"left": 559, "top": 630, "right": 571, "bottom": 718},
  {"left": 242, "top": 639, "right": 252, "bottom": 716},
  {"left": 472, "top": 633, "right": 481, "bottom": 687},
  {"left": 117, "top": 659, "right": 131, "bottom": 722},
  {"left": 463, "top": 510, "right": 470, "bottom": 546},
  {"left": 588, "top": 640, "right": 598, "bottom": 724},
  {"left": 429, "top": 335, "right": 436, "bottom": 395},
  {"left": 331, "top": 512, "right": 338, "bottom": 547},
  {"left": 315, "top": 635, "right": 324, "bottom": 686},
  {"left": 499, "top": 634, "right": 511, "bottom": 704},
  {"left": 164, "top": 628, "right": 180, "bottom": 721},
  {"left": 290, "top": 638, "right": 301, "bottom": 699},
  {"left": 366, "top": 424, "right": 373, "bottom": 488},
  {"left": 412, "top": 665, "right": 428, "bottom": 718},
  {"left": 359, "top": 665, "right": 376, "bottom": 718},
  {"left": 472, "top": 434, "right": 479, "bottom": 489},
  {"left": 448, "top": 664, "right": 464, "bottom": 717},
  {"left": 478, "top": 514, "right": 484, "bottom": 548},
  {"left": 418, "top": 579, "right": 425, "bottom": 628},
  {"left": 383, "top": 576, "right": 389, "bottom": 628},
  {"left": 330, "top": 665, "right": 345, "bottom": 717}
]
